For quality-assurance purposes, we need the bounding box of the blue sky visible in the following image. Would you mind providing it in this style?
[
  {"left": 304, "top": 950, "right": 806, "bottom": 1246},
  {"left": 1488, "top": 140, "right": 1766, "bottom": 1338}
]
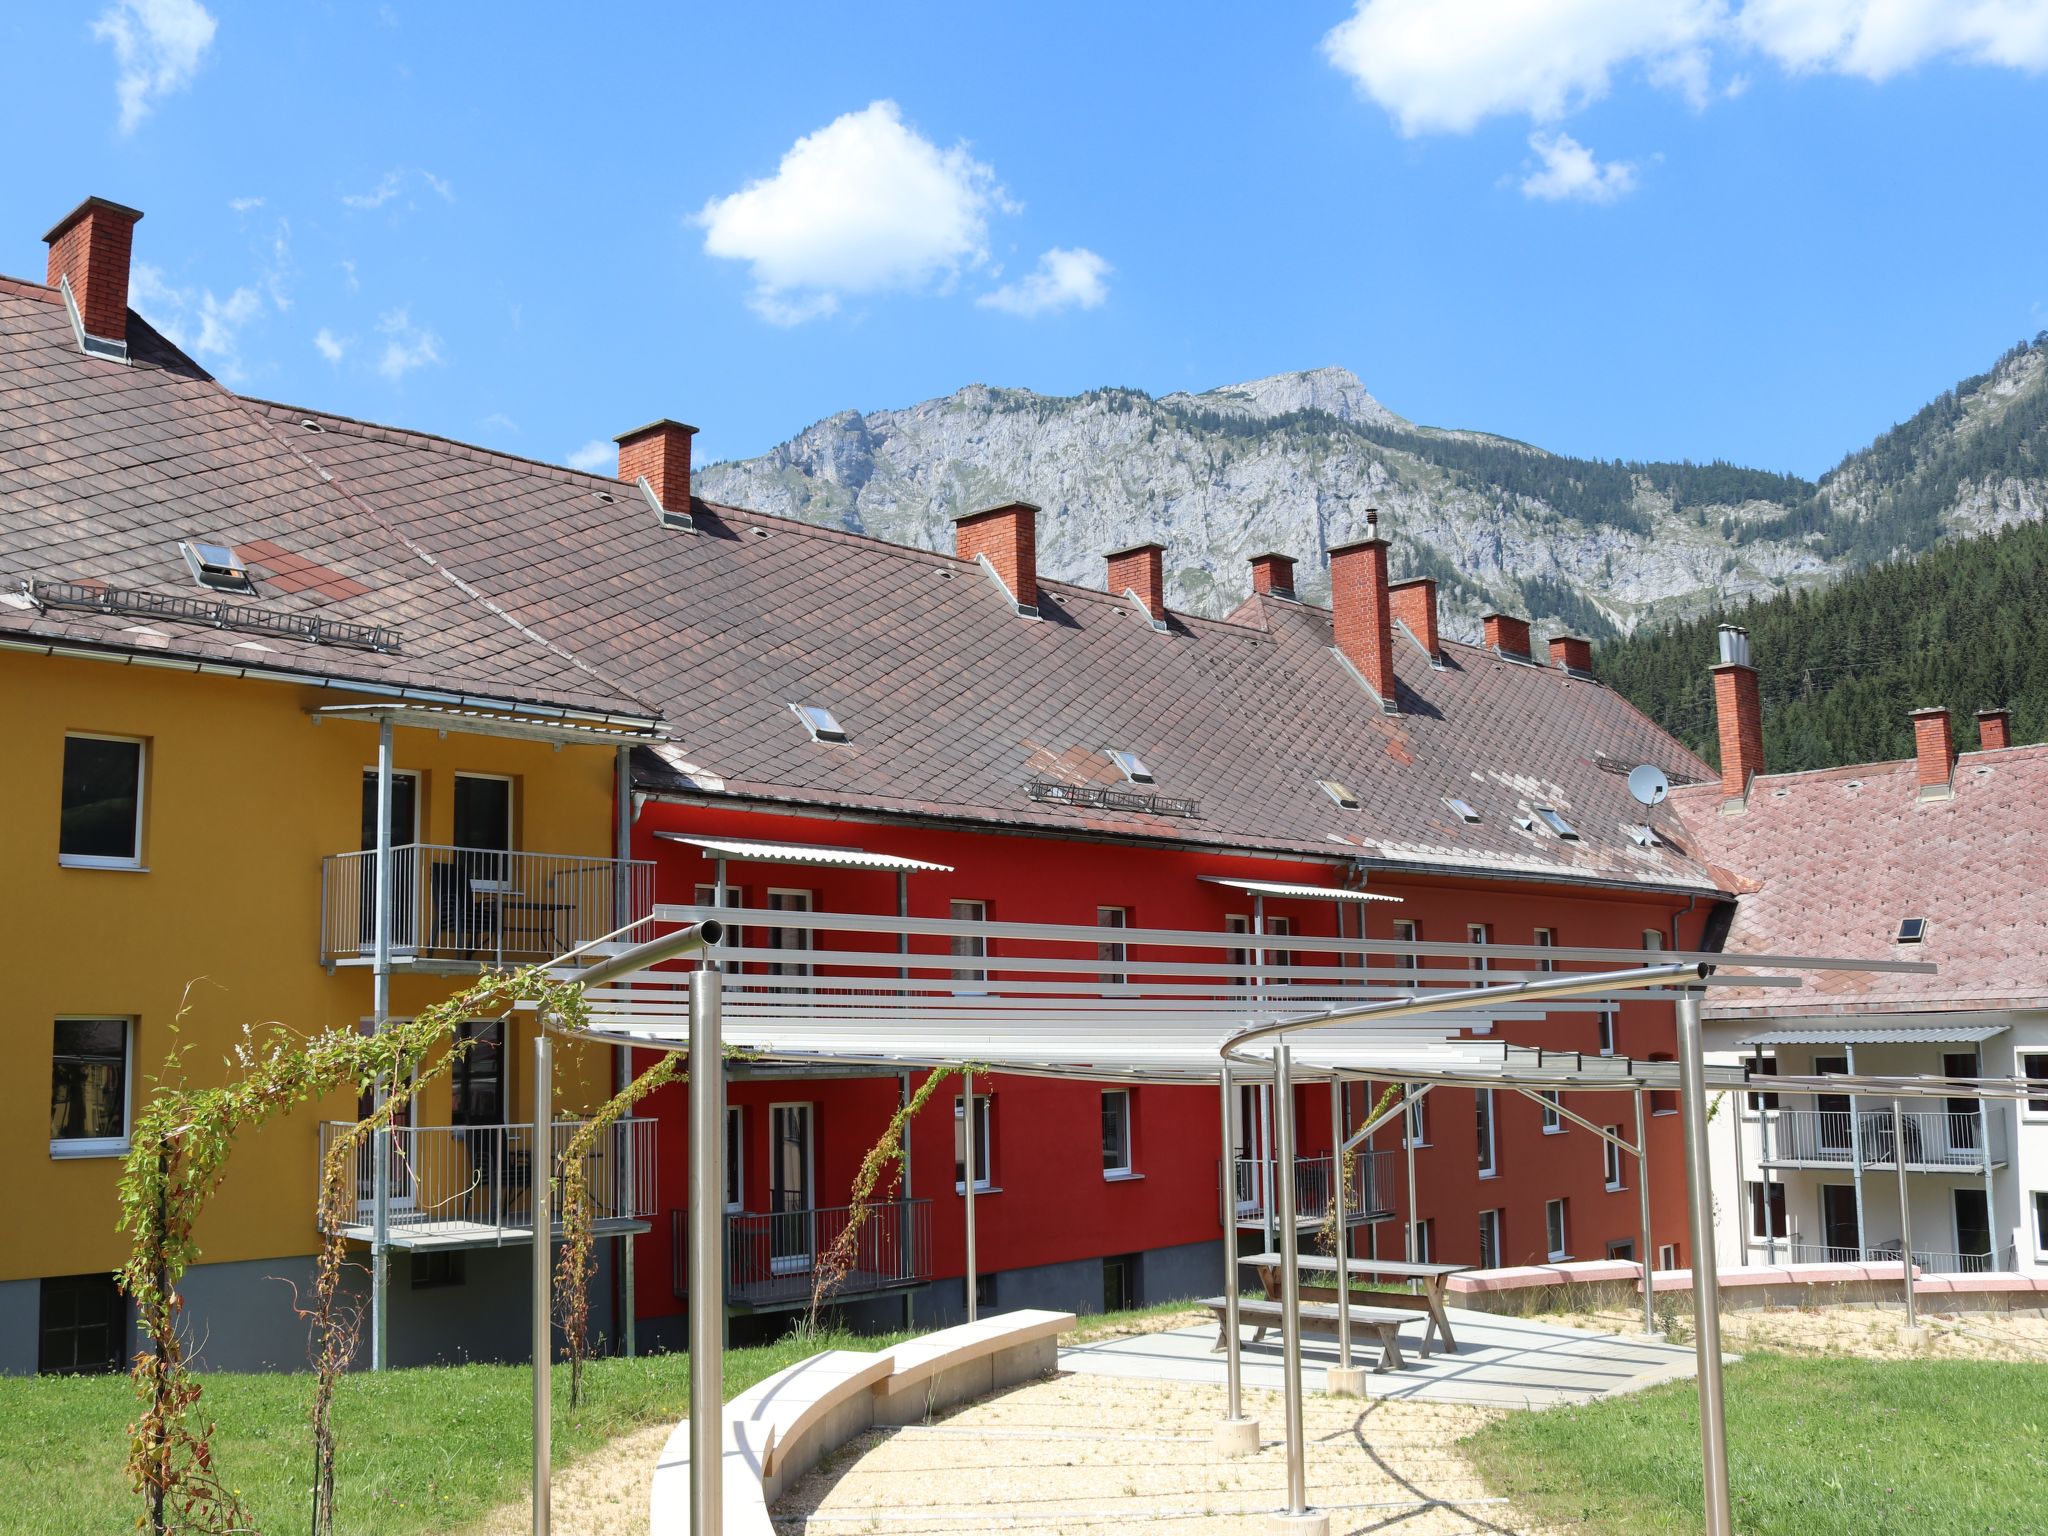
[{"left": 3, "top": 2, "right": 2045, "bottom": 479}]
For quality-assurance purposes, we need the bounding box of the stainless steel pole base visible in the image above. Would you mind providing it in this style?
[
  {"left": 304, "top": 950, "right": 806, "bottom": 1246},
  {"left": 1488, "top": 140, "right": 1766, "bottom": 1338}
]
[{"left": 1214, "top": 1417, "right": 1261, "bottom": 1457}]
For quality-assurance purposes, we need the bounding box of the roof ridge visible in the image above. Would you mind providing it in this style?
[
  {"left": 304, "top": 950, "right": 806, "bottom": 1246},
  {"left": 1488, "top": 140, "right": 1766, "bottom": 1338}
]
[
  {"left": 0, "top": 272, "right": 60, "bottom": 304},
  {"left": 242, "top": 396, "right": 621, "bottom": 488}
]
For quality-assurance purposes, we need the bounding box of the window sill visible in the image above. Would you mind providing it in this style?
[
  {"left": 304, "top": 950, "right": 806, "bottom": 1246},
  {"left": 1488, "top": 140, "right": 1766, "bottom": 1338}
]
[
  {"left": 1548, "top": 1252, "right": 1573, "bottom": 1263},
  {"left": 51, "top": 1139, "right": 130, "bottom": 1160},
  {"left": 1478, "top": 1168, "right": 1498, "bottom": 1180},
  {"left": 954, "top": 1183, "right": 1001, "bottom": 1196},
  {"left": 1103, "top": 1169, "right": 1144, "bottom": 1183},
  {"left": 58, "top": 858, "right": 147, "bottom": 872},
  {"left": 1606, "top": 1183, "right": 1626, "bottom": 1194},
  {"left": 1541, "top": 1125, "right": 1566, "bottom": 1136},
  {"left": 1653, "top": 1110, "right": 1678, "bottom": 1118}
]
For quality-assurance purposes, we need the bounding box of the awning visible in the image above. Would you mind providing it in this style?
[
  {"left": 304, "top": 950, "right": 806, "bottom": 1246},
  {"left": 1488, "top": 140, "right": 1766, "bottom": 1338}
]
[
  {"left": 314, "top": 701, "right": 665, "bottom": 744},
  {"left": 1198, "top": 876, "right": 1401, "bottom": 903},
  {"left": 1739, "top": 1024, "right": 2007, "bottom": 1047},
  {"left": 654, "top": 833, "right": 953, "bottom": 874}
]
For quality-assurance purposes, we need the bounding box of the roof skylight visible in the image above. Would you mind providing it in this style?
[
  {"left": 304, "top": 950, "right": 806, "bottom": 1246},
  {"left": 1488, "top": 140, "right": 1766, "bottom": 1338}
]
[
  {"left": 1533, "top": 806, "right": 1580, "bottom": 840},
  {"left": 1318, "top": 779, "right": 1360, "bottom": 809},
  {"left": 1627, "top": 824, "right": 1662, "bottom": 847},
  {"left": 792, "top": 703, "right": 848, "bottom": 743},
  {"left": 1896, "top": 917, "right": 1928, "bottom": 945},
  {"left": 1444, "top": 796, "right": 1481, "bottom": 823},
  {"left": 1108, "top": 749, "right": 1154, "bottom": 784},
  {"left": 180, "top": 540, "right": 253, "bottom": 594}
]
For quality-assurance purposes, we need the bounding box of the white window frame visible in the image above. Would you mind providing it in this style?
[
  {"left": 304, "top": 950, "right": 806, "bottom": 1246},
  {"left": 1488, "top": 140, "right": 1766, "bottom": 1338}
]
[
  {"left": 950, "top": 899, "right": 989, "bottom": 984},
  {"left": 1096, "top": 906, "right": 1129, "bottom": 985},
  {"left": 1267, "top": 914, "right": 1293, "bottom": 975},
  {"left": 451, "top": 770, "right": 516, "bottom": 849},
  {"left": 1545, "top": 1197, "right": 1570, "bottom": 1261},
  {"left": 2021, "top": 1052, "right": 2048, "bottom": 1119},
  {"left": 1404, "top": 1090, "right": 1429, "bottom": 1149},
  {"left": 1533, "top": 928, "right": 1556, "bottom": 972},
  {"left": 725, "top": 1105, "right": 744, "bottom": 1213},
  {"left": 1540, "top": 1091, "right": 1564, "bottom": 1135},
  {"left": 1658, "top": 1242, "right": 1678, "bottom": 1270},
  {"left": 58, "top": 733, "right": 147, "bottom": 870},
  {"left": 1391, "top": 918, "right": 1419, "bottom": 971},
  {"left": 1597, "top": 1010, "right": 1616, "bottom": 1057},
  {"left": 49, "top": 1015, "right": 134, "bottom": 1158},
  {"left": 767, "top": 1101, "right": 815, "bottom": 1274},
  {"left": 694, "top": 882, "right": 745, "bottom": 948},
  {"left": 954, "top": 1092, "right": 993, "bottom": 1193},
  {"left": 1101, "top": 1088, "right": 1135, "bottom": 1179},
  {"left": 1224, "top": 913, "right": 1251, "bottom": 973},
  {"left": 2032, "top": 1190, "right": 2048, "bottom": 1261},
  {"left": 767, "top": 889, "right": 814, "bottom": 976},
  {"left": 1642, "top": 928, "right": 1665, "bottom": 952},
  {"left": 1476, "top": 1088, "right": 1497, "bottom": 1177},
  {"left": 1478, "top": 1208, "right": 1502, "bottom": 1270},
  {"left": 1412, "top": 1217, "right": 1433, "bottom": 1264},
  {"left": 1748, "top": 1179, "right": 1788, "bottom": 1240},
  {"left": 1467, "top": 923, "right": 1490, "bottom": 971},
  {"left": 1603, "top": 1127, "right": 1625, "bottom": 1191}
]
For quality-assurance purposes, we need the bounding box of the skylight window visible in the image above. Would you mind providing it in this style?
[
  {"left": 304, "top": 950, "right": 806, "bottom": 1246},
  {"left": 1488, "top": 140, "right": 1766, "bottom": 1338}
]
[
  {"left": 791, "top": 703, "right": 847, "bottom": 743},
  {"left": 1444, "top": 796, "right": 1480, "bottom": 823},
  {"left": 1534, "top": 806, "right": 1580, "bottom": 840},
  {"left": 1318, "top": 779, "right": 1359, "bottom": 810},
  {"left": 1628, "top": 824, "right": 1662, "bottom": 847},
  {"left": 1107, "top": 749, "right": 1154, "bottom": 784},
  {"left": 180, "top": 541, "right": 253, "bottom": 594},
  {"left": 1896, "top": 917, "right": 1928, "bottom": 945}
]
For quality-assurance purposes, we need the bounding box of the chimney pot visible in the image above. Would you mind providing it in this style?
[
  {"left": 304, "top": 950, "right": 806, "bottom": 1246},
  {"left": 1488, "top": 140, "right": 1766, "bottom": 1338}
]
[
  {"left": 1711, "top": 627, "right": 1764, "bottom": 802},
  {"left": 1105, "top": 542, "right": 1166, "bottom": 622},
  {"left": 1387, "top": 577, "right": 1440, "bottom": 660},
  {"left": 615, "top": 419, "right": 698, "bottom": 514},
  {"left": 953, "top": 501, "right": 1039, "bottom": 611},
  {"left": 1975, "top": 707, "right": 2013, "bottom": 751},
  {"left": 1482, "top": 613, "right": 1532, "bottom": 661},
  {"left": 1548, "top": 634, "right": 1594, "bottom": 673},
  {"left": 1910, "top": 707, "right": 1956, "bottom": 796},
  {"left": 1329, "top": 529, "right": 1396, "bottom": 709},
  {"left": 1250, "top": 551, "right": 1296, "bottom": 599},
  {"left": 44, "top": 195, "right": 143, "bottom": 345}
]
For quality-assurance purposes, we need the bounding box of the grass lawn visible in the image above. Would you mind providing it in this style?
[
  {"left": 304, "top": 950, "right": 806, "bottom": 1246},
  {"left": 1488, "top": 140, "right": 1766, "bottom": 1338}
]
[{"left": 1465, "top": 1352, "right": 2047, "bottom": 1535}]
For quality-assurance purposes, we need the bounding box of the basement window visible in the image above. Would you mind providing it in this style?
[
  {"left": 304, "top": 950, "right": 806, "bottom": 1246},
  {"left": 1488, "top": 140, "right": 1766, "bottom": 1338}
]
[
  {"left": 180, "top": 541, "right": 253, "bottom": 594},
  {"left": 1895, "top": 917, "right": 1928, "bottom": 945},
  {"left": 1534, "top": 806, "right": 1580, "bottom": 840},
  {"left": 1444, "top": 796, "right": 1481, "bottom": 823},
  {"left": 1318, "top": 779, "right": 1360, "bottom": 810},
  {"left": 1107, "top": 749, "right": 1154, "bottom": 785},
  {"left": 791, "top": 703, "right": 848, "bottom": 743}
]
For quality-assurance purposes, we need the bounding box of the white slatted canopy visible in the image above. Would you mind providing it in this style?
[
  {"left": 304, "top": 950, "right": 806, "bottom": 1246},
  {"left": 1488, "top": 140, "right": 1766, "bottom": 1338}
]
[
  {"left": 654, "top": 833, "right": 953, "bottom": 873},
  {"left": 1196, "top": 876, "right": 1402, "bottom": 903}
]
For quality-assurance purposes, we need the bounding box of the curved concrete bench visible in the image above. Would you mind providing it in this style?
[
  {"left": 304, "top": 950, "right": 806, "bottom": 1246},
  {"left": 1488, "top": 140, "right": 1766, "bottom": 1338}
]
[{"left": 650, "top": 1309, "right": 1076, "bottom": 1535}]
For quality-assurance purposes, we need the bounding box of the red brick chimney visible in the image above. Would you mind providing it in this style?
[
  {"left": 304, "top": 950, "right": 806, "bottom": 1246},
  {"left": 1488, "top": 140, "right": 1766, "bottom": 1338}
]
[
  {"left": 1711, "top": 624, "right": 1764, "bottom": 802},
  {"left": 45, "top": 196, "right": 143, "bottom": 344},
  {"left": 1328, "top": 512, "right": 1396, "bottom": 709},
  {"left": 1250, "top": 551, "right": 1296, "bottom": 599},
  {"left": 1910, "top": 707, "right": 1955, "bottom": 797},
  {"left": 1388, "top": 577, "right": 1440, "bottom": 661},
  {"left": 1106, "top": 542, "right": 1166, "bottom": 621},
  {"left": 1482, "top": 613, "right": 1532, "bottom": 661},
  {"left": 615, "top": 419, "right": 697, "bottom": 512},
  {"left": 1549, "top": 635, "right": 1594, "bottom": 673},
  {"left": 1976, "top": 708, "right": 2012, "bottom": 751},
  {"left": 954, "top": 501, "right": 1039, "bottom": 612}
]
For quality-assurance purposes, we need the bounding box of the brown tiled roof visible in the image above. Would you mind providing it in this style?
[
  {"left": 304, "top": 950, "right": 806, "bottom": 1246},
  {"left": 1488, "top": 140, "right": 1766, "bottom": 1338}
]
[
  {"left": 0, "top": 279, "right": 659, "bottom": 724},
  {"left": 247, "top": 398, "right": 1724, "bottom": 893},
  {"left": 1669, "top": 748, "right": 2048, "bottom": 1018}
]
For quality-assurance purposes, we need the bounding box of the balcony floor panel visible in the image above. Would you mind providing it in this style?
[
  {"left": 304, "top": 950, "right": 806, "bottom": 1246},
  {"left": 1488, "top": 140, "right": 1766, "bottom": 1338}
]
[{"left": 335, "top": 1218, "right": 650, "bottom": 1252}]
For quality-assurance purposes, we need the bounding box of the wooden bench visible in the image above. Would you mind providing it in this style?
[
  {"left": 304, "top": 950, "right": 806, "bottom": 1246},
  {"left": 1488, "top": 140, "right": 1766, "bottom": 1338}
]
[{"left": 1201, "top": 1296, "right": 1414, "bottom": 1372}]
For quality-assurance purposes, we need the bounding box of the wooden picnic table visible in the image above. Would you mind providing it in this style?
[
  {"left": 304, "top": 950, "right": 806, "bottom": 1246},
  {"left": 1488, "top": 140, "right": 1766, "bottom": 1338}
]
[{"left": 1241, "top": 1252, "right": 1469, "bottom": 1354}]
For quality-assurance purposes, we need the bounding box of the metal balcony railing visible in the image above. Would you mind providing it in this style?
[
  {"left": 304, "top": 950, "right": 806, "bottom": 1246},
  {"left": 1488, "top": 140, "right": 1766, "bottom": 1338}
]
[
  {"left": 1766, "top": 1240, "right": 2017, "bottom": 1275},
  {"left": 674, "top": 1200, "right": 933, "bottom": 1307},
  {"left": 317, "top": 1117, "right": 656, "bottom": 1244},
  {"left": 1222, "top": 1151, "right": 1396, "bottom": 1229},
  {"left": 320, "top": 844, "right": 654, "bottom": 968},
  {"left": 1754, "top": 1106, "right": 2009, "bottom": 1170}
]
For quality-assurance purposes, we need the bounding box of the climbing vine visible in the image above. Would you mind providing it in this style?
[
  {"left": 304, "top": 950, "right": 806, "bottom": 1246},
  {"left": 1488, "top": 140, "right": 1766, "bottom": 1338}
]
[{"left": 1316, "top": 1084, "right": 1405, "bottom": 1294}]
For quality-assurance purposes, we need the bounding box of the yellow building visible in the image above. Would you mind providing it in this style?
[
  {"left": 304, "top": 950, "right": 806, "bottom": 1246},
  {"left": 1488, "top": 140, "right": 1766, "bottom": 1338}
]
[{"left": 1, "top": 198, "right": 666, "bottom": 1373}]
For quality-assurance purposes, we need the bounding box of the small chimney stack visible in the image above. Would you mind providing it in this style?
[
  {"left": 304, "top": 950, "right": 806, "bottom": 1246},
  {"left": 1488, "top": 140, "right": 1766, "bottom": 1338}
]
[
  {"left": 1106, "top": 542, "right": 1166, "bottom": 622},
  {"left": 1910, "top": 707, "right": 1956, "bottom": 797},
  {"left": 1976, "top": 708, "right": 2012, "bottom": 751},
  {"left": 1388, "top": 576, "right": 1441, "bottom": 661},
  {"left": 1712, "top": 624, "right": 1764, "bottom": 803},
  {"left": 1250, "top": 551, "right": 1297, "bottom": 599},
  {"left": 1482, "top": 612, "right": 1532, "bottom": 661},
  {"left": 954, "top": 501, "right": 1040, "bottom": 613},
  {"left": 1328, "top": 511, "right": 1396, "bottom": 710},
  {"left": 1548, "top": 635, "right": 1594, "bottom": 673},
  {"left": 615, "top": 419, "right": 698, "bottom": 513},
  {"left": 45, "top": 196, "right": 143, "bottom": 346}
]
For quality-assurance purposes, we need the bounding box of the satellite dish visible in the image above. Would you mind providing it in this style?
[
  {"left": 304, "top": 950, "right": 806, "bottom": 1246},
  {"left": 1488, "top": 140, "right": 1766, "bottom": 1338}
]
[{"left": 1627, "top": 764, "right": 1671, "bottom": 806}]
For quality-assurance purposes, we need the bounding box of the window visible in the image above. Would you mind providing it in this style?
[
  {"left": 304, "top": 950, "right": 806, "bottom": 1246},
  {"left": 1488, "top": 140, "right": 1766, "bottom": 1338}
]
[
  {"left": 1404, "top": 1089, "right": 1428, "bottom": 1148},
  {"left": 179, "top": 539, "right": 252, "bottom": 592},
  {"left": 725, "top": 1105, "right": 745, "bottom": 1211},
  {"left": 1225, "top": 914, "right": 1250, "bottom": 972},
  {"left": 38, "top": 1274, "right": 124, "bottom": 1375},
  {"left": 1540, "top": 1092, "right": 1563, "bottom": 1134},
  {"left": 410, "top": 1251, "right": 466, "bottom": 1289},
  {"left": 1747, "top": 1180, "right": 1788, "bottom": 1239},
  {"left": 1649, "top": 1054, "right": 1678, "bottom": 1115},
  {"left": 1659, "top": 1242, "right": 1679, "bottom": 1270},
  {"left": 955, "top": 1093, "right": 992, "bottom": 1190},
  {"left": 1597, "top": 1010, "right": 1616, "bottom": 1057},
  {"left": 1603, "top": 1128, "right": 1625, "bottom": 1191},
  {"left": 1267, "top": 915, "right": 1293, "bottom": 974},
  {"left": 450, "top": 1020, "right": 504, "bottom": 1126},
  {"left": 767, "top": 890, "right": 812, "bottom": 976},
  {"left": 1392, "top": 918, "right": 1419, "bottom": 971},
  {"left": 1468, "top": 923, "right": 1490, "bottom": 970},
  {"left": 2022, "top": 1053, "right": 2048, "bottom": 1116},
  {"left": 1607, "top": 1239, "right": 1637, "bottom": 1261},
  {"left": 1107, "top": 749, "right": 1154, "bottom": 784},
  {"left": 1097, "top": 906, "right": 1129, "bottom": 984},
  {"left": 693, "top": 883, "right": 746, "bottom": 946},
  {"left": 1533, "top": 806, "right": 1579, "bottom": 839},
  {"left": 1101, "top": 1089, "right": 1133, "bottom": 1176},
  {"left": 1545, "top": 1198, "right": 1570, "bottom": 1261},
  {"left": 950, "top": 899, "right": 988, "bottom": 983},
  {"left": 1746, "top": 1054, "right": 1780, "bottom": 1112},
  {"left": 1318, "top": 779, "right": 1359, "bottom": 809},
  {"left": 2034, "top": 1191, "right": 2048, "bottom": 1259},
  {"left": 59, "top": 734, "right": 145, "bottom": 868},
  {"left": 1476, "top": 1089, "right": 1497, "bottom": 1176},
  {"left": 1533, "top": 928, "right": 1556, "bottom": 971},
  {"left": 50, "top": 1018, "right": 130, "bottom": 1155},
  {"left": 1895, "top": 917, "right": 1928, "bottom": 945},
  {"left": 1641, "top": 929, "right": 1665, "bottom": 952},
  {"left": 1444, "top": 796, "right": 1480, "bottom": 823},
  {"left": 1103, "top": 1253, "right": 1138, "bottom": 1311},
  {"left": 1478, "top": 1209, "right": 1502, "bottom": 1270},
  {"left": 1412, "top": 1218, "right": 1434, "bottom": 1264},
  {"left": 791, "top": 703, "right": 847, "bottom": 743}
]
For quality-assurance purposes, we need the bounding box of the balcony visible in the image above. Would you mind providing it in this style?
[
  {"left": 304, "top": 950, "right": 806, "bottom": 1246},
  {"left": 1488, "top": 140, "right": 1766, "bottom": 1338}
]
[
  {"left": 320, "top": 844, "right": 653, "bottom": 970},
  {"left": 318, "top": 1118, "right": 656, "bottom": 1249},
  {"left": 1753, "top": 1106, "right": 2010, "bottom": 1171},
  {"left": 1223, "top": 1151, "right": 1397, "bottom": 1230},
  {"left": 674, "top": 1201, "right": 934, "bottom": 1310},
  {"left": 1762, "top": 1240, "right": 2019, "bottom": 1274}
]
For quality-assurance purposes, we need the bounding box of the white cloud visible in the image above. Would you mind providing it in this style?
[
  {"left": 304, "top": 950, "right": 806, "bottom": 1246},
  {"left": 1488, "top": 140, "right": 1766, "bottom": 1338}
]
[
  {"left": 565, "top": 440, "right": 613, "bottom": 473},
  {"left": 342, "top": 168, "right": 455, "bottom": 211},
  {"left": 697, "top": 100, "right": 1007, "bottom": 324},
  {"left": 1737, "top": 0, "right": 2048, "bottom": 79},
  {"left": 92, "top": 0, "right": 217, "bottom": 134},
  {"left": 340, "top": 258, "right": 360, "bottom": 292},
  {"left": 481, "top": 413, "right": 518, "bottom": 435},
  {"left": 1520, "top": 131, "right": 1640, "bottom": 201},
  {"left": 228, "top": 195, "right": 264, "bottom": 212},
  {"left": 977, "top": 247, "right": 1112, "bottom": 316},
  {"left": 374, "top": 308, "right": 442, "bottom": 381},
  {"left": 128, "top": 262, "right": 261, "bottom": 379},
  {"left": 313, "top": 327, "right": 349, "bottom": 363},
  {"left": 263, "top": 216, "right": 293, "bottom": 312}
]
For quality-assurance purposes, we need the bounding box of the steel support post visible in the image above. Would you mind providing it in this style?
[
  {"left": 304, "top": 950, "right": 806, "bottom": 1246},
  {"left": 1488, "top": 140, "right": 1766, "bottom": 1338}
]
[
  {"left": 1893, "top": 1099, "right": 1917, "bottom": 1328},
  {"left": 964, "top": 1068, "right": 978, "bottom": 1322},
  {"left": 531, "top": 1032, "right": 553, "bottom": 1536},
  {"left": 1220, "top": 1060, "right": 1244, "bottom": 1420},
  {"left": 371, "top": 718, "right": 393, "bottom": 1373},
  {"left": 1329, "top": 1077, "right": 1352, "bottom": 1373},
  {"left": 1675, "top": 989, "right": 1733, "bottom": 1536},
  {"left": 1635, "top": 1087, "right": 1657, "bottom": 1335},
  {"left": 1979, "top": 1094, "right": 1995, "bottom": 1268},
  {"left": 1731, "top": 1080, "right": 1749, "bottom": 1270},
  {"left": 614, "top": 746, "right": 636, "bottom": 1359},
  {"left": 689, "top": 969, "right": 725, "bottom": 1536},
  {"left": 1847, "top": 1043, "right": 1868, "bottom": 1262},
  {"left": 1759, "top": 1100, "right": 1778, "bottom": 1263},
  {"left": 1272, "top": 1043, "right": 1314, "bottom": 1523},
  {"left": 1404, "top": 1085, "right": 1419, "bottom": 1264}
]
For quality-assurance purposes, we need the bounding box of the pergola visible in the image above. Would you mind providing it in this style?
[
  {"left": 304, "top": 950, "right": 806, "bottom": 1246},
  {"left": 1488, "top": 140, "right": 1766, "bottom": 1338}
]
[{"left": 512, "top": 902, "right": 2027, "bottom": 1536}]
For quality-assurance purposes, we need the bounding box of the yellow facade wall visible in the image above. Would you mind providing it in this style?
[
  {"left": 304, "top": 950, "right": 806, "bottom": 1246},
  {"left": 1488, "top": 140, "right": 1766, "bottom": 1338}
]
[{"left": 0, "top": 649, "right": 624, "bottom": 1284}]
